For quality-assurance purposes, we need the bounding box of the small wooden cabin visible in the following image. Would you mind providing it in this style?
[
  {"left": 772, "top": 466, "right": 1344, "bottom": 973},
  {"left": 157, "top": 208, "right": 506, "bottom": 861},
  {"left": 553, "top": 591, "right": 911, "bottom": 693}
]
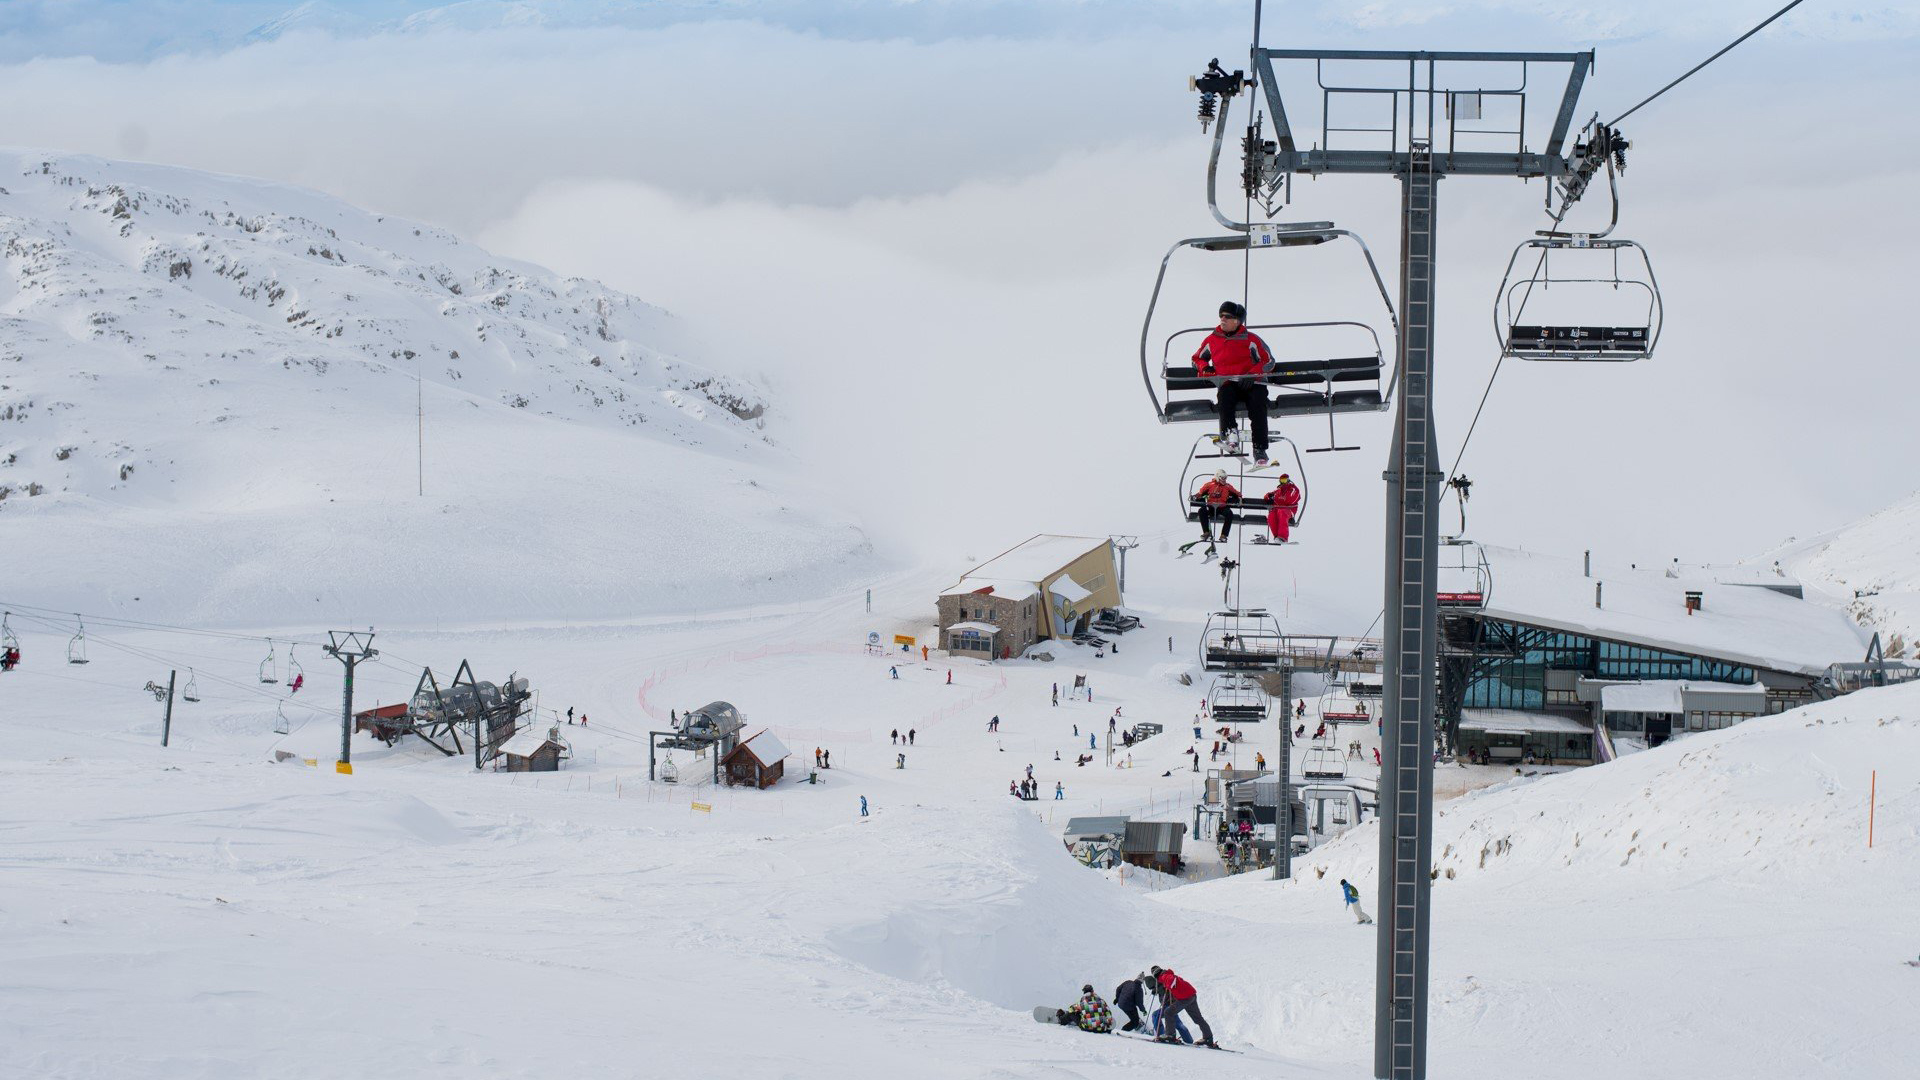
[
  {"left": 722, "top": 729, "right": 790, "bottom": 789},
  {"left": 495, "top": 725, "right": 568, "bottom": 772}
]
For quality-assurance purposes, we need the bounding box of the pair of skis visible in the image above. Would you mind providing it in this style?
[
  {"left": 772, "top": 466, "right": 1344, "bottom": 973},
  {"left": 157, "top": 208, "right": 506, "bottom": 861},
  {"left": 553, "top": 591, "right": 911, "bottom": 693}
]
[{"left": 1031, "top": 1007, "right": 1240, "bottom": 1052}]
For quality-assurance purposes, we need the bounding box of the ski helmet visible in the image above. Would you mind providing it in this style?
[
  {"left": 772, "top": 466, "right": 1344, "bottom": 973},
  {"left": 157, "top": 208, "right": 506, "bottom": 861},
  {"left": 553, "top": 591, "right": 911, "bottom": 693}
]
[
  {"left": 1082, "top": 984, "right": 1095, "bottom": 995},
  {"left": 1213, "top": 469, "right": 1227, "bottom": 481},
  {"left": 1218, "top": 300, "right": 1246, "bottom": 320}
]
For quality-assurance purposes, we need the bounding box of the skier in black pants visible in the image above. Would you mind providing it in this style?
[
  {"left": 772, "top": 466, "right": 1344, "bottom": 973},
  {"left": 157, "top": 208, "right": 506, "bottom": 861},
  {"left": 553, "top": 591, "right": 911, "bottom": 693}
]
[
  {"left": 1113, "top": 974, "right": 1146, "bottom": 1032},
  {"left": 1150, "top": 966, "right": 1217, "bottom": 1048}
]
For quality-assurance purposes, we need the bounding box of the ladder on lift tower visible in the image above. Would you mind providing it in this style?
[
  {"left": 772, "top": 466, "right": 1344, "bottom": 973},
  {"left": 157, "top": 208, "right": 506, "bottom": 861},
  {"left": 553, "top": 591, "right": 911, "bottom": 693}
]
[{"left": 1387, "top": 139, "right": 1437, "bottom": 1076}]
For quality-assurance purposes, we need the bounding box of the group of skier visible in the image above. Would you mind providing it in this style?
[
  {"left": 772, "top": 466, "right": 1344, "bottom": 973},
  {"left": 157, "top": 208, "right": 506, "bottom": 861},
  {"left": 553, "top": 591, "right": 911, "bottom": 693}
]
[{"left": 1051, "top": 966, "right": 1219, "bottom": 1049}]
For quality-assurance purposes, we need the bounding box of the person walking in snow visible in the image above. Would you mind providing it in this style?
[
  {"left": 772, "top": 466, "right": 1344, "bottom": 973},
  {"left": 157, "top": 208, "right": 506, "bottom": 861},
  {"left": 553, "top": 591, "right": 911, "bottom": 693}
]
[
  {"left": 908, "top": 728, "right": 916, "bottom": 745},
  {"left": 896, "top": 752, "right": 906, "bottom": 769},
  {"left": 890, "top": 665, "right": 899, "bottom": 679},
  {"left": 922, "top": 645, "right": 929, "bottom": 661},
  {"left": 822, "top": 749, "right": 831, "bottom": 769},
  {"left": 890, "top": 729, "right": 899, "bottom": 745},
  {"left": 1341, "top": 878, "right": 1373, "bottom": 924},
  {"left": 1193, "top": 300, "right": 1276, "bottom": 464},
  {"left": 1372, "top": 747, "right": 1382, "bottom": 766},
  {"left": 946, "top": 670, "right": 953, "bottom": 685},
  {"left": 567, "top": 706, "right": 575, "bottom": 725},
  {"left": 1296, "top": 699, "right": 1306, "bottom": 721},
  {"left": 1150, "top": 966, "right": 1216, "bottom": 1048},
  {"left": 1026, "top": 763, "right": 1035, "bottom": 780},
  {"left": 814, "top": 747, "right": 823, "bottom": 768},
  {"left": 1088, "top": 733, "right": 1096, "bottom": 750},
  {"left": 859, "top": 796, "right": 868, "bottom": 817},
  {"left": 1255, "top": 751, "right": 1266, "bottom": 771},
  {"left": 1054, "top": 781, "right": 1064, "bottom": 800}
]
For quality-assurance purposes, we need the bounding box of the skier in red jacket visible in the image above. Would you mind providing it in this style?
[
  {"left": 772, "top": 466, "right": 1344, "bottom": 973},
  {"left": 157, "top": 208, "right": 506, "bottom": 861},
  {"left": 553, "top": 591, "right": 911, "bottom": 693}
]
[
  {"left": 1265, "top": 473, "right": 1303, "bottom": 543},
  {"left": 1150, "top": 966, "right": 1218, "bottom": 1048},
  {"left": 1192, "top": 470, "right": 1240, "bottom": 543},
  {"left": 1191, "top": 301, "right": 1275, "bottom": 464}
]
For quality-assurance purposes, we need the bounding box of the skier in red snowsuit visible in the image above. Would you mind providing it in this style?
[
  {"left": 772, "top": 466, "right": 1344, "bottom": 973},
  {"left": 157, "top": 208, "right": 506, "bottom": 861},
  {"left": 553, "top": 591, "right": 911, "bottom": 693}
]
[
  {"left": 1191, "top": 301, "right": 1276, "bottom": 463},
  {"left": 1265, "top": 473, "right": 1303, "bottom": 543},
  {"left": 1192, "top": 471, "right": 1240, "bottom": 543}
]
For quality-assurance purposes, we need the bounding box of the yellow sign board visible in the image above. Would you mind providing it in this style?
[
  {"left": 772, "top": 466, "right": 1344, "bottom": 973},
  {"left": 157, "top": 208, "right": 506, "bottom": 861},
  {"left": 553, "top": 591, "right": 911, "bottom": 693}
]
[
  {"left": 690, "top": 801, "right": 713, "bottom": 814},
  {"left": 893, "top": 634, "right": 916, "bottom": 647},
  {"left": 336, "top": 761, "right": 353, "bottom": 775},
  {"left": 303, "top": 758, "right": 318, "bottom": 767}
]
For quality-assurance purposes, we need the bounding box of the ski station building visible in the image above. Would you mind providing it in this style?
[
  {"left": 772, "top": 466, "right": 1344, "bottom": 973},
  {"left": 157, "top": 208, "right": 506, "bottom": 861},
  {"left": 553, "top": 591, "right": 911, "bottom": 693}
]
[
  {"left": 1439, "top": 547, "right": 1869, "bottom": 763},
  {"left": 936, "top": 535, "right": 1122, "bottom": 659}
]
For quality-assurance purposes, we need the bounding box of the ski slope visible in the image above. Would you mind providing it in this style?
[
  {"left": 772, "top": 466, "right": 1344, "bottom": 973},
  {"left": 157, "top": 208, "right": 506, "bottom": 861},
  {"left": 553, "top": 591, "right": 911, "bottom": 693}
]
[
  {"left": 1753, "top": 490, "right": 1920, "bottom": 658},
  {"left": 3, "top": 542, "right": 1915, "bottom": 1079}
]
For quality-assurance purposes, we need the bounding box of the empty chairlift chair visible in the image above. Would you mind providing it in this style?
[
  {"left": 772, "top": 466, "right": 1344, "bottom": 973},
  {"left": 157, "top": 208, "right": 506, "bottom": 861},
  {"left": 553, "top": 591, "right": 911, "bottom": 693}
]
[
  {"left": 182, "top": 669, "right": 201, "bottom": 703},
  {"left": 1208, "top": 675, "right": 1272, "bottom": 726},
  {"left": 1436, "top": 539, "right": 1493, "bottom": 608},
  {"left": 1200, "top": 610, "right": 1285, "bottom": 673},
  {"left": 1497, "top": 234, "right": 1661, "bottom": 361},
  {"left": 1139, "top": 223, "right": 1399, "bottom": 430},
  {"left": 67, "top": 616, "right": 89, "bottom": 665},
  {"left": 258, "top": 639, "right": 279, "bottom": 684}
]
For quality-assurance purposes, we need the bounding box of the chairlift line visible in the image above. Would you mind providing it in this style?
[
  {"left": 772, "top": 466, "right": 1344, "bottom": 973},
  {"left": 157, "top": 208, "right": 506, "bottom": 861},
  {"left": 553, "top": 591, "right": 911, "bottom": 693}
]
[{"left": 1606, "top": 0, "right": 1812, "bottom": 128}]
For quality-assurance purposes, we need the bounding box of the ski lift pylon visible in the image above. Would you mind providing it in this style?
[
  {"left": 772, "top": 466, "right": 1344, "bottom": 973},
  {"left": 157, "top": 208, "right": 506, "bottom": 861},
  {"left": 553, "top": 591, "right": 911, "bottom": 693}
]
[
  {"left": 258, "top": 639, "right": 279, "bottom": 684},
  {"left": 67, "top": 615, "right": 89, "bottom": 665}
]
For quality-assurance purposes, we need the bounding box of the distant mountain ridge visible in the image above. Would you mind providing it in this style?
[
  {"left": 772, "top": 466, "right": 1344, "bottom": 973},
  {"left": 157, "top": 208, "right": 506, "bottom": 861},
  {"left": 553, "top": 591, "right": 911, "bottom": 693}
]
[{"left": 0, "top": 149, "right": 870, "bottom": 626}]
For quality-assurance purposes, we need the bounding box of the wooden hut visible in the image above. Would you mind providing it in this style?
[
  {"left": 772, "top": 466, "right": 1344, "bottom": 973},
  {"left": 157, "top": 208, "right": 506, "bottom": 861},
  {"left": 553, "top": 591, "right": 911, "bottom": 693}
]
[
  {"left": 722, "top": 729, "right": 789, "bottom": 789},
  {"left": 495, "top": 725, "right": 568, "bottom": 772}
]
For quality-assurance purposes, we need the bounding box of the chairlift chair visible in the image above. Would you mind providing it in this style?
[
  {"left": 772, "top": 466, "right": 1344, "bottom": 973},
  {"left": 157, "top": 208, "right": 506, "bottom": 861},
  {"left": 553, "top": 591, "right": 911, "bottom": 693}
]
[
  {"left": 1, "top": 612, "right": 18, "bottom": 670},
  {"left": 1207, "top": 675, "right": 1272, "bottom": 726},
  {"left": 1200, "top": 609, "right": 1285, "bottom": 673},
  {"left": 659, "top": 754, "right": 680, "bottom": 784},
  {"left": 258, "top": 639, "right": 278, "bottom": 684},
  {"left": 286, "top": 644, "right": 303, "bottom": 685},
  {"left": 182, "top": 669, "right": 201, "bottom": 703},
  {"left": 273, "top": 702, "right": 290, "bottom": 736},
  {"left": 1139, "top": 223, "right": 1399, "bottom": 436},
  {"left": 1302, "top": 733, "right": 1348, "bottom": 781},
  {"left": 67, "top": 616, "right": 89, "bottom": 665},
  {"left": 1178, "top": 435, "right": 1308, "bottom": 541},
  {"left": 1437, "top": 538, "right": 1493, "bottom": 609},
  {"left": 1319, "top": 686, "right": 1371, "bottom": 725},
  {"left": 1496, "top": 160, "right": 1662, "bottom": 362}
]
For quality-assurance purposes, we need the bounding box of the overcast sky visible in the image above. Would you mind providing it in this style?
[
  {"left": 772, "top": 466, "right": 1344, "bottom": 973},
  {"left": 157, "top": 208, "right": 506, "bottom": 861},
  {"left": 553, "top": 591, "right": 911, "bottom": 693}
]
[{"left": 3, "top": 0, "right": 1913, "bottom": 620}]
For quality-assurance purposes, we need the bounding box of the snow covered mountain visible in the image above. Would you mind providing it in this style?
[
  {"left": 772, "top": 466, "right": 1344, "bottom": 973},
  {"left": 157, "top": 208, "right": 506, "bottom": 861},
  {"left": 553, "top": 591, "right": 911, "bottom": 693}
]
[
  {"left": 1750, "top": 492, "right": 1920, "bottom": 657},
  {"left": 0, "top": 150, "right": 871, "bottom": 626}
]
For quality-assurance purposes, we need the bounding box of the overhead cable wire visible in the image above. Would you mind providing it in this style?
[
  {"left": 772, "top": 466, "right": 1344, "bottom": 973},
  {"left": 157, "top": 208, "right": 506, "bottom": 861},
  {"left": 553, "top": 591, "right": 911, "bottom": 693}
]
[
  {"left": 0, "top": 599, "right": 331, "bottom": 648},
  {"left": 1608, "top": 0, "right": 1812, "bottom": 126}
]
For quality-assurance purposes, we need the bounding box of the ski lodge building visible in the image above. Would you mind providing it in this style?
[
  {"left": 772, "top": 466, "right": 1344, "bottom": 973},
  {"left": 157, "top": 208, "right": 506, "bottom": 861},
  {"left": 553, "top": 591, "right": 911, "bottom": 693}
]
[
  {"left": 936, "top": 535, "right": 1122, "bottom": 660},
  {"left": 1439, "top": 547, "right": 1871, "bottom": 764}
]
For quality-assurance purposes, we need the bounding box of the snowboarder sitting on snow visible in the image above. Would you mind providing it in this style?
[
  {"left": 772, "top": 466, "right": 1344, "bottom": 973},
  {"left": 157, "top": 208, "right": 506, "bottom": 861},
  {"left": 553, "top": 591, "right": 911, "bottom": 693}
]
[
  {"left": 1265, "top": 472, "right": 1303, "bottom": 543},
  {"left": 1150, "top": 966, "right": 1217, "bottom": 1048},
  {"left": 1059, "top": 985, "right": 1114, "bottom": 1033},
  {"left": 1192, "top": 300, "right": 1276, "bottom": 464},
  {"left": 1192, "top": 469, "right": 1240, "bottom": 543}
]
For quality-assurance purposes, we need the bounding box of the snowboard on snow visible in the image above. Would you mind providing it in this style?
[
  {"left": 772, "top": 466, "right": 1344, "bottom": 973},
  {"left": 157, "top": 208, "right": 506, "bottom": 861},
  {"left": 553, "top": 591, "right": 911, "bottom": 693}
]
[{"left": 1033, "top": 1006, "right": 1067, "bottom": 1024}]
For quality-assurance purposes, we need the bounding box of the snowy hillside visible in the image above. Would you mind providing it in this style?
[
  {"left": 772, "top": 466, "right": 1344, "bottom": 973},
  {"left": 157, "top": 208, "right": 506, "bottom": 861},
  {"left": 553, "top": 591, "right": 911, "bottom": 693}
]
[
  {"left": 1751, "top": 491, "right": 1920, "bottom": 657},
  {"left": 2, "top": 557, "right": 1915, "bottom": 1079},
  {"left": 0, "top": 150, "right": 871, "bottom": 625}
]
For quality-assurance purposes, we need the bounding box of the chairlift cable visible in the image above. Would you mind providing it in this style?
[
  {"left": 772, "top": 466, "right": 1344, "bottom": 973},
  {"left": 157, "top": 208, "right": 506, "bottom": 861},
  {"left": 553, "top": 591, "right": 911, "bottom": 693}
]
[
  {"left": 0, "top": 598, "right": 329, "bottom": 648},
  {"left": 1608, "top": 0, "right": 1810, "bottom": 127}
]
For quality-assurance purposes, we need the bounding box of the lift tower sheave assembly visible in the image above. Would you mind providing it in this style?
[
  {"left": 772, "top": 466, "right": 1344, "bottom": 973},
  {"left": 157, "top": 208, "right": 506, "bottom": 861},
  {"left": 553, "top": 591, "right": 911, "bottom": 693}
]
[{"left": 1234, "top": 49, "right": 1600, "bottom": 1080}]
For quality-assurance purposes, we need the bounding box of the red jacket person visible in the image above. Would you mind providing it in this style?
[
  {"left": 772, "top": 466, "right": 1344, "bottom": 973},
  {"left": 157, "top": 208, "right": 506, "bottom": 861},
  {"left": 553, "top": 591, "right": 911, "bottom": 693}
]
[
  {"left": 1192, "top": 470, "right": 1240, "bottom": 543},
  {"left": 1192, "top": 300, "right": 1275, "bottom": 463},
  {"left": 1265, "top": 473, "right": 1303, "bottom": 542}
]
